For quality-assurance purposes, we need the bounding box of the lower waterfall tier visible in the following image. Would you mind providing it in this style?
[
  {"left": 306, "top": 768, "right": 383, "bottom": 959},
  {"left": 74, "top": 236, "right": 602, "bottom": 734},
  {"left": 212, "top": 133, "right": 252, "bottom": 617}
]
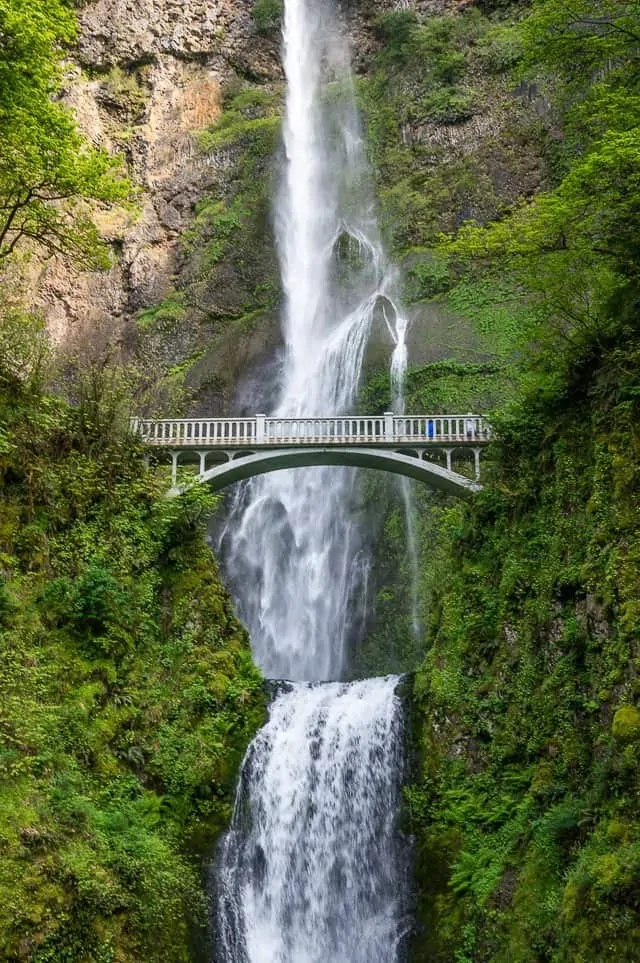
[{"left": 213, "top": 676, "right": 409, "bottom": 963}]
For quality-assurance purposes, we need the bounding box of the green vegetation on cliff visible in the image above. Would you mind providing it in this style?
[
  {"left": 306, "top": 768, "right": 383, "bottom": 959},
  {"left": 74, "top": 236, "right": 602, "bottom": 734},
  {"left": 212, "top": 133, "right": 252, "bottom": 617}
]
[
  {"left": 0, "top": 0, "right": 127, "bottom": 267},
  {"left": 0, "top": 322, "right": 264, "bottom": 960},
  {"left": 403, "top": 1, "right": 640, "bottom": 959},
  {"left": 138, "top": 83, "right": 283, "bottom": 411},
  {"left": 409, "top": 325, "right": 640, "bottom": 962}
]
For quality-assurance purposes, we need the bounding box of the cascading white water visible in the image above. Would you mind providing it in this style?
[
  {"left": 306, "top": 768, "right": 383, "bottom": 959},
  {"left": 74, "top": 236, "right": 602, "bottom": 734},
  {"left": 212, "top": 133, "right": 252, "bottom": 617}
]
[
  {"left": 215, "top": 0, "right": 412, "bottom": 958},
  {"left": 222, "top": 0, "right": 405, "bottom": 682},
  {"left": 390, "top": 315, "right": 421, "bottom": 639},
  {"left": 215, "top": 677, "right": 409, "bottom": 963}
]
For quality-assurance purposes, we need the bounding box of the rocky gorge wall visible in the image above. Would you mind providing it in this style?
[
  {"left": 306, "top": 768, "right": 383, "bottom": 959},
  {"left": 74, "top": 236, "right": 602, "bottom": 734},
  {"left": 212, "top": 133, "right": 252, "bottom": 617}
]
[
  {"left": 32, "top": 0, "right": 278, "bottom": 346},
  {"left": 27, "top": 0, "right": 549, "bottom": 414}
]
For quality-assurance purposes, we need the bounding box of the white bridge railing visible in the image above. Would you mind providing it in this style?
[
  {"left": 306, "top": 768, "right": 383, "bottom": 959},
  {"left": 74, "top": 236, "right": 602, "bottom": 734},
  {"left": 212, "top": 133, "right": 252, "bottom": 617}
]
[{"left": 131, "top": 413, "right": 491, "bottom": 447}]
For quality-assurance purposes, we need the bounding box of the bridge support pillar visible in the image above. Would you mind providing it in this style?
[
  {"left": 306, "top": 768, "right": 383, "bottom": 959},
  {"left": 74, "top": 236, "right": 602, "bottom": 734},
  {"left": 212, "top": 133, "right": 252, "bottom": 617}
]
[
  {"left": 473, "top": 447, "right": 481, "bottom": 480},
  {"left": 170, "top": 450, "right": 179, "bottom": 488},
  {"left": 444, "top": 448, "right": 453, "bottom": 472},
  {"left": 197, "top": 450, "right": 208, "bottom": 476}
]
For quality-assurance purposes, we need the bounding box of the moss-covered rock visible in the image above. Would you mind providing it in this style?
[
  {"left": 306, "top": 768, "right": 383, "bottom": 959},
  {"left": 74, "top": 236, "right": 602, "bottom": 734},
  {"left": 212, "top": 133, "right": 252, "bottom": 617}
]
[
  {"left": 132, "top": 82, "right": 284, "bottom": 413},
  {"left": 612, "top": 706, "right": 640, "bottom": 744}
]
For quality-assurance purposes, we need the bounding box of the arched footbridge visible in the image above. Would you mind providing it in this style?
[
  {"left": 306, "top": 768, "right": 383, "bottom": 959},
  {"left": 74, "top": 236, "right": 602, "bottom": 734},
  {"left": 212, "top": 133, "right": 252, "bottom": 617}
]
[{"left": 131, "top": 413, "right": 491, "bottom": 499}]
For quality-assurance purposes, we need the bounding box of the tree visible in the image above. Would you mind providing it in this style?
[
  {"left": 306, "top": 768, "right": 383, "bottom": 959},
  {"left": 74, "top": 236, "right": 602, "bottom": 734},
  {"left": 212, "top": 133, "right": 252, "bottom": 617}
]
[
  {"left": 0, "top": 0, "right": 128, "bottom": 267},
  {"left": 441, "top": 0, "right": 640, "bottom": 347}
]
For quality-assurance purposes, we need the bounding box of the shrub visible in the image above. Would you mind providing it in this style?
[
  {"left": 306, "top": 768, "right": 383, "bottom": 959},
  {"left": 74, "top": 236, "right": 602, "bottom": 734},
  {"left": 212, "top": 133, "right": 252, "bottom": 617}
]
[
  {"left": 374, "top": 10, "right": 419, "bottom": 67},
  {"left": 419, "top": 88, "right": 476, "bottom": 125},
  {"left": 253, "top": 0, "right": 283, "bottom": 35}
]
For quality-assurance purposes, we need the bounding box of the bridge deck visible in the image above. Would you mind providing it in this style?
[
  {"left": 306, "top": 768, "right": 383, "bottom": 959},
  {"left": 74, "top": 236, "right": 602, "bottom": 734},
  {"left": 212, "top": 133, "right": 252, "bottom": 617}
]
[
  {"left": 132, "top": 413, "right": 491, "bottom": 497},
  {"left": 132, "top": 413, "right": 491, "bottom": 449}
]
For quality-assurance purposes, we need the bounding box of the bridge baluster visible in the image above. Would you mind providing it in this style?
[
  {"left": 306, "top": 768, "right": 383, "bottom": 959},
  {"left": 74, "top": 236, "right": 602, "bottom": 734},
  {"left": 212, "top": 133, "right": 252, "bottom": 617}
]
[{"left": 133, "top": 414, "right": 489, "bottom": 465}]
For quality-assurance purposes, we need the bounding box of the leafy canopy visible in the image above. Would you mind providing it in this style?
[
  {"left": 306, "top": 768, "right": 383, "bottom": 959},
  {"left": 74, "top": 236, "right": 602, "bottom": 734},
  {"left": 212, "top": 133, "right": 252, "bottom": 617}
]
[
  {"left": 440, "top": 0, "right": 640, "bottom": 353},
  {"left": 0, "top": 0, "right": 127, "bottom": 267}
]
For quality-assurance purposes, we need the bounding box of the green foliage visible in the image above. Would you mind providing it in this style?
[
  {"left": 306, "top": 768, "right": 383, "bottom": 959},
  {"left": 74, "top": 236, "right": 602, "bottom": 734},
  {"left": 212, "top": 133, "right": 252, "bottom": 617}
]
[
  {"left": 474, "top": 23, "right": 524, "bottom": 74},
  {"left": 446, "top": 275, "right": 543, "bottom": 360},
  {"left": 408, "top": 315, "right": 640, "bottom": 961},
  {"left": 136, "top": 293, "right": 188, "bottom": 331},
  {"left": 100, "top": 64, "right": 150, "bottom": 117},
  {"left": 252, "top": 0, "right": 283, "bottom": 35},
  {"left": 0, "top": 0, "right": 128, "bottom": 266},
  {"left": 181, "top": 85, "right": 281, "bottom": 319},
  {"left": 358, "top": 0, "right": 548, "bottom": 292},
  {"left": 403, "top": 252, "right": 452, "bottom": 301},
  {"left": 441, "top": 0, "right": 640, "bottom": 360},
  {"left": 365, "top": 10, "right": 485, "bottom": 140},
  {"left": 364, "top": 5, "right": 640, "bottom": 958},
  {"left": 612, "top": 706, "right": 640, "bottom": 743},
  {"left": 417, "top": 88, "right": 476, "bottom": 125},
  {"left": 373, "top": 10, "right": 419, "bottom": 67},
  {"left": 0, "top": 348, "right": 264, "bottom": 960}
]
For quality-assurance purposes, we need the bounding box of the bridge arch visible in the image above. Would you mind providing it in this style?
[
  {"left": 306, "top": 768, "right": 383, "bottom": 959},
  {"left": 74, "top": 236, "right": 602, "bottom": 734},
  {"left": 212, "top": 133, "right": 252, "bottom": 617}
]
[{"left": 169, "top": 447, "right": 481, "bottom": 499}]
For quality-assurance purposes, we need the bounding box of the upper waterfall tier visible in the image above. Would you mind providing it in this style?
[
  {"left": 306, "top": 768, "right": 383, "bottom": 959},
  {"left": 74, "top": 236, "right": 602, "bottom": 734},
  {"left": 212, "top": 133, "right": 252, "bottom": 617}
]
[{"left": 221, "top": 0, "right": 408, "bottom": 682}]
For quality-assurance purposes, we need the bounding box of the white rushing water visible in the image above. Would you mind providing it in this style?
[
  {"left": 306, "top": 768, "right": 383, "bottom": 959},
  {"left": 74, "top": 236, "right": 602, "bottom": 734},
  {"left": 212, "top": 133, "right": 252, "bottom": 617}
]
[
  {"left": 221, "top": 0, "right": 408, "bottom": 682},
  {"left": 215, "top": 678, "right": 409, "bottom": 963},
  {"left": 215, "top": 0, "right": 412, "bottom": 958},
  {"left": 390, "top": 315, "right": 421, "bottom": 640}
]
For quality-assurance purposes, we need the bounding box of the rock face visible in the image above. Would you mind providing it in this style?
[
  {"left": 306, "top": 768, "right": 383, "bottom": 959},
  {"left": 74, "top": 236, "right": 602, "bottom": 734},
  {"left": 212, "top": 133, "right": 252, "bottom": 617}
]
[
  {"left": 31, "top": 0, "right": 467, "bottom": 349},
  {"left": 77, "top": 0, "right": 279, "bottom": 76},
  {"left": 30, "top": 0, "right": 281, "bottom": 348},
  {"left": 29, "top": 0, "right": 547, "bottom": 409}
]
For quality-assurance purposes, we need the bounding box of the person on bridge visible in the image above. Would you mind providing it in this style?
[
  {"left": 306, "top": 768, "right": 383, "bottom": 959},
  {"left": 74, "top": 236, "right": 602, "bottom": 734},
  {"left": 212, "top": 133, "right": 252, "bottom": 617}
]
[
  {"left": 427, "top": 419, "right": 435, "bottom": 440},
  {"left": 465, "top": 416, "right": 476, "bottom": 439}
]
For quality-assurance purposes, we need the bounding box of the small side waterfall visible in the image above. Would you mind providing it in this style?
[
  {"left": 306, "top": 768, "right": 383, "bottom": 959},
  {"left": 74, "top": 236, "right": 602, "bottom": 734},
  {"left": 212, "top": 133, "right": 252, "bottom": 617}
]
[
  {"left": 216, "top": 678, "right": 408, "bottom": 963},
  {"left": 214, "top": 0, "right": 412, "bottom": 957},
  {"left": 390, "top": 313, "right": 421, "bottom": 641}
]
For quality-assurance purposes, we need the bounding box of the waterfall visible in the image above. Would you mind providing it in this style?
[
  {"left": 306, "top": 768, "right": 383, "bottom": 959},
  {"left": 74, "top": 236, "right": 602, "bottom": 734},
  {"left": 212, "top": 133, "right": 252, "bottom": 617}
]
[
  {"left": 222, "top": 0, "right": 404, "bottom": 683},
  {"left": 390, "top": 313, "right": 421, "bottom": 640},
  {"left": 215, "top": 0, "right": 411, "bottom": 958},
  {"left": 216, "top": 678, "right": 409, "bottom": 963}
]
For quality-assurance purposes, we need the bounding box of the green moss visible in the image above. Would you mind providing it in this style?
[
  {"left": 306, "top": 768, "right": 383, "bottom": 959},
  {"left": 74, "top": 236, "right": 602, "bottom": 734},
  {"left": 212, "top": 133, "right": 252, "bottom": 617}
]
[
  {"left": 100, "top": 64, "right": 150, "bottom": 117},
  {"left": 136, "top": 294, "right": 187, "bottom": 331},
  {"left": 612, "top": 706, "right": 640, "bottom": 743},
  {"left": 199, "top": 113, "right": 280, "bottom": 154},
  {"left": 418, "top": 87, "right": 477, "bottom": 124},
  {"left": 0, "top": 350, "right": 265, "bottom": 960},
  {"left": 406, "top": 324, "right": 640, "bottom": 960}
]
